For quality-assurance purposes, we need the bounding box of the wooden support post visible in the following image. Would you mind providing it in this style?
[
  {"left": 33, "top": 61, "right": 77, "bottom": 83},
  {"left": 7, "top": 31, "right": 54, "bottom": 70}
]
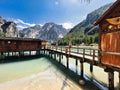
[
  {"left": 90, "top": 62, "right": 93, "bottom": 73},
  {"left": 108, "top": 71, "right": 114, "bottom": 90},
  {"left": 59, "top": 54, "right": 61, "bottom": 63},
  {"left": 80, "top": 61, "right": 84, "bottom": 78},
  {"left": 76, "top": 65, "right": 78, "bottom": 74},
  {"left": 90, "top": 50, "right": 95, "bottom": 73},
  {"left": 8, "top": 52, "right": 10, "bottom": 57},
  {"left": 76, "top": 59, "right": 78, "bottom": 66},
  {"left": 51, "top": 51, "right": 52, "bottom": 58},
  {"left": 23, "top": 51, "right": 25, "bottom": 56},
  {"left": 0, "top": 52, "right": 3, "bottom": 59},
  {"left": 1, "top": 52, "right": 3, "bottom": 56},
  {"left": 66, "top": 55, "right": 69, "bottom": 68},
  {"left": 62, "top": 54, "right": 63, "bottom": 59},
  {"left": 51, "top": 51, "right": 53, "bottom": 59},
  {"left": 44, "top": 49, "right": 45, "bottom": 55},
  {"left": 54, "top": 53, "right": 56, "bottom": 60},
  {"left": 19, "top": 52, "right": 20, "bottom": 56},
  {"left": 50, "top": 51, "right": 51, "bottom": 58},
  {"left": 11, "top": 52, "right": 13, "bottom": 56},
  {"left": 105, "top": 68, "right": 114, "bottom": 90},
  {"left": 29, "top": 51, "right": 31, "bottom": 55},
  {"left": 36, "top": 50, "right": 40, "bottom": 55}
]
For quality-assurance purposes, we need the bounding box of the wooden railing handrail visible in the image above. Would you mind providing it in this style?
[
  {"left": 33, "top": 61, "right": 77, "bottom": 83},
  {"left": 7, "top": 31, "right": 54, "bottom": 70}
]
[
  {"left": 102, "top": 51, "right": 120, "bottom": 56},
  {"left": 48, "top": 45, "right": 99, "bottom": 58}
]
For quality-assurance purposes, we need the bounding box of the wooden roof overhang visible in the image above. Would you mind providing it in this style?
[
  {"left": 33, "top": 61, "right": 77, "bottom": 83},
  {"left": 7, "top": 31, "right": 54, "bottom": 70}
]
[
  {"left": 0, "top": 37, "right": 41, "bottom": 42},
  {"left": 95, "top": 0, "right": 120, "bottom": 26}
]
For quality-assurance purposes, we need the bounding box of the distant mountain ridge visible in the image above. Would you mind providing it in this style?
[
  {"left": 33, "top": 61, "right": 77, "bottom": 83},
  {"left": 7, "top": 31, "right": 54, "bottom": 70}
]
[
  {"left": 58, "top": 3, "right": 113, "bottom": 45},
  {"left": 0, "top": 16, "right": 19, "bottom": 37},
  {"left": 20, "top": 22, "right": 69, "bottom": 41},
  {"left": 69, "top": 3, "right": 113, "bottom": 34}
]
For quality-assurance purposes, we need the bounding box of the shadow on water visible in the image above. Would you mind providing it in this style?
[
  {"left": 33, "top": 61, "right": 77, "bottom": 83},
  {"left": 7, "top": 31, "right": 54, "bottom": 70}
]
[
  {"left": 47, "top": 56, "right": 102, "bottom": 90},
  {"left": 61, "top": 76, "right": 70, "bottom": 90},
  {"left": 0, "top": 55, "right": 42, "bottom": 64}
]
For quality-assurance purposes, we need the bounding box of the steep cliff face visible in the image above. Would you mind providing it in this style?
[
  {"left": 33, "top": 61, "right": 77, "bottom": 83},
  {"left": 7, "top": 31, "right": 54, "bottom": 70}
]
[
  {"left": 0, "top": 17, "right": 19, "bottom": 37},
  {"left": 21, "top": 25, "right": 41, "bottom": 38},
  {"left": 0, "top": 16, "right": 6, "bottom": 25},
  {"left": 20, "top": 22, "right": 68, "bottom": 41},
  {"left": 69, "top": 3, "right": 113, "bottom": 35},
  {"left": 37, "top": 23, "right": 68, "bottom": 41}
]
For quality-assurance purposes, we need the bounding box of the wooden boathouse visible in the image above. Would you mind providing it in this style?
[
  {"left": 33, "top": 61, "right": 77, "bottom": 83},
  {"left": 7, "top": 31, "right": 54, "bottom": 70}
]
[
  {"left": 94, "top": 0, "right": 120, "bottom": 89},
  {"left": 95, "top": 0, "right": 120, "bottom": 68},
  {"left": 0, "top": 37, "right": 47, "bottom": 59},
  {"left": 0, "top": 0, "right": 120, "bottom": 90}
]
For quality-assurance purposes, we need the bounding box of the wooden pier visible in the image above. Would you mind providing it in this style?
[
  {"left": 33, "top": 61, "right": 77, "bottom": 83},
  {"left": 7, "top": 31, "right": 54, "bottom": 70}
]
[
  {"left": 40, "top": 45, "right": 119, "bottom": 90},
  {"left": 0, "top": 0, "right": 120, "bottom": 90}
]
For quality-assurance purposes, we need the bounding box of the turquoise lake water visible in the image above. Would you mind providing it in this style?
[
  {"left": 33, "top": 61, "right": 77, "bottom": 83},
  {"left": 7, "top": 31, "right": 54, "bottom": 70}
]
[
  {"left": 0, "top": 57, "right": 51, "bottom": 83},
  {"left": 0, "top": 54, "right": 119, "bottom": 89}
]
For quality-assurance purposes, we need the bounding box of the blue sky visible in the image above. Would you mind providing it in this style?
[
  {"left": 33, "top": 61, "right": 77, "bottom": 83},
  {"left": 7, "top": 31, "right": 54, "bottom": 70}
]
[{"left": 0, "top": 0, "right": 115, "bottom": 29}]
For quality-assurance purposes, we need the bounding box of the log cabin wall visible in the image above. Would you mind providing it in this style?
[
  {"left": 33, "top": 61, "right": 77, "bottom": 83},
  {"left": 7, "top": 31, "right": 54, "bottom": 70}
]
[{"left": 0, "top": 38, "right": 42, "bottom": 52}]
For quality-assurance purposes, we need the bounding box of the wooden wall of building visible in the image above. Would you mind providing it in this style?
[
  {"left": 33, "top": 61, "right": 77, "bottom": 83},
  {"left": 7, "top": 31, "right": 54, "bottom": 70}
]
[
  {"left": 100, "top": 26, "right": 120, "bottom": 68},
  {"left": 0, "top": 39, "right": 42, "bottom": 52}
]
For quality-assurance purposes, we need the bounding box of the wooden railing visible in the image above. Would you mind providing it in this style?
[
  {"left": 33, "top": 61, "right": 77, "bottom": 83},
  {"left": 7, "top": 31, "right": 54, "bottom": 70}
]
[{"left": 47, "top": 45, "right": 99, "bottom": 61}]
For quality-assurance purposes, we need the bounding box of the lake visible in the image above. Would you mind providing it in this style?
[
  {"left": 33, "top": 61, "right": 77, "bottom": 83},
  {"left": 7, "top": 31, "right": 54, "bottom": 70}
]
[{"left": 0, "top": 56, "right": 119, "bottom": 90}]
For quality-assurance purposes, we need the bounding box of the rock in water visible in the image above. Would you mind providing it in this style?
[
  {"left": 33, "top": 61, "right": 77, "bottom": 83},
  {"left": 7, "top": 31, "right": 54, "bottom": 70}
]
[{"left": 79, "top": 79, "right": 85, "bottom": 85}]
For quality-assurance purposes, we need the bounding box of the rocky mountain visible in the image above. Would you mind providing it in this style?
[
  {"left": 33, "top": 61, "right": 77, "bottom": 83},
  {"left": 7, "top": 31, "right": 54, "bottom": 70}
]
[
  {"left": 20, "top": 25, "right": 41, "bottom": 38},
  {"left": 20, "top": 22, "right": 68, "bottom": 41},
  {"left": 58, "top": 3, "right": 113, "bottom": 45},
  {"left": 69, "top": 3, "right": 113, "bottom": 35},
  {"left": 0, "top": 16, "right": 19, "bottom": 37}
]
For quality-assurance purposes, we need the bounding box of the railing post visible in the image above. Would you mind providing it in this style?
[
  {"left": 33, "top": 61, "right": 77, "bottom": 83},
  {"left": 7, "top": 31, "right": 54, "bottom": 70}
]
[
  {"left": 83, "top": 49, "right": 85, "bottom": 61},
  {"left": 69, "top": 47, "right": 71, "bottom": 55},
  {"left": 66, "top": 55, "right": 69, "bottom": 68},
  {"left": 77, "top": 45, "right": 79, "bottom": 54},
  {"left": 90, "top": 49, "right": 95, "bottom": 73},
  {"left": 90, "top": 49, "right": 92, "bottom": 55},
  {"left": 93, "top": 50, "right": 95, "bottom": 61}
]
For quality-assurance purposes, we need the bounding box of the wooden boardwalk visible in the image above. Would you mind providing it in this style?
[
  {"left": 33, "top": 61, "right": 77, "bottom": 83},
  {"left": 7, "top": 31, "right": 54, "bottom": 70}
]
[{"left": 42, "top": 46, "right": 120, "bottom": 90}]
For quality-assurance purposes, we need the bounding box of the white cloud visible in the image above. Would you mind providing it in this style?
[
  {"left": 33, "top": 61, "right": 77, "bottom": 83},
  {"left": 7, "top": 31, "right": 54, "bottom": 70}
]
[
  {"left": 39, "top": 24, "right": 43, "bottom": 27},
  {"left": 13, "top": 19, "right": 36, "bottom": 30},
  {"left": 17, "top": 25, "right": 27, "bottom": 30},
  {"left": 14, "top": 19, "right": 35, "bottom": 27},
  {"left": 61, "top": 22, "right": 74, "bottom": 29}
]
